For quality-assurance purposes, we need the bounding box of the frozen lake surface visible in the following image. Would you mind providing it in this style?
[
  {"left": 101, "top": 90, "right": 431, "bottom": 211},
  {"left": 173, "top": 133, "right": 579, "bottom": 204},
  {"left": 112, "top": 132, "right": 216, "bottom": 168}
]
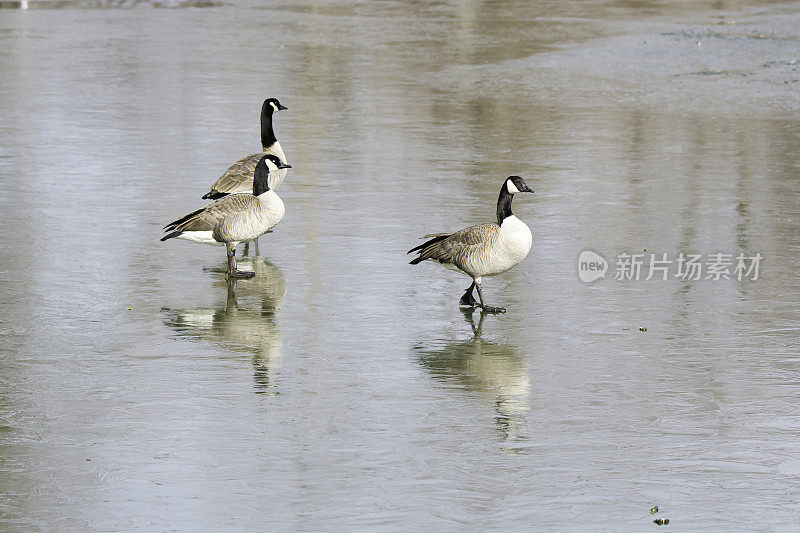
[{"left": 1, "top": 0, "right": 799, "bottom": 529}]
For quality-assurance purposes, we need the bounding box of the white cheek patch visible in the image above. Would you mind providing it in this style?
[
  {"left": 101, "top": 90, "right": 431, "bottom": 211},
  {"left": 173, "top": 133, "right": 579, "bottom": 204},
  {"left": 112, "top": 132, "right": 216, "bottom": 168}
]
[
  {"left": 271, "top": 102, "right": 279, "bottom": 112},
  {"left": 506, "top": 180, "right": 520, "bottom": 194}
]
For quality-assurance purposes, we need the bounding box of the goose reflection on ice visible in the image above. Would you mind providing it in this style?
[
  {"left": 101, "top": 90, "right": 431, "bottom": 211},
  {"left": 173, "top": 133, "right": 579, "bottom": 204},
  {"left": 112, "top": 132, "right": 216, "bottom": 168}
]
[
  {"left": 415, "top": 309, "right": 531, "bottom": 442},
  {"left": 162, "top": 256, "right": 285, "bottom": 394}
]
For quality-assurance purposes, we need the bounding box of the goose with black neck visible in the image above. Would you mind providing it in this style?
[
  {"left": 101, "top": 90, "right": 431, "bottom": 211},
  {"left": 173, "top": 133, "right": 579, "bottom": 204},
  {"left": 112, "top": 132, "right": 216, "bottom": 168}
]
[
  {"left": 162, "top": 154, "right": 291, "bottom": 279},
  {"left": 408, "top": 176, "right": 535, "bottom": 313},
  {"left": 203, "top": 98, "right": 289, "bottom": 200},
  {"left": 202, "top": 98, "right": 289, "bottom": 256}
]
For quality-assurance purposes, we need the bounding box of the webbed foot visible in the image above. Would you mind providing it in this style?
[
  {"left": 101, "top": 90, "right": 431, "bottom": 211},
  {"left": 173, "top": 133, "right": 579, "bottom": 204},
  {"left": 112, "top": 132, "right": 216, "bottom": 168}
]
[
  {"left": 459, "top": 282, "right": 479, "bottom": 307},
  {"left": 459, "top": 291, "right": 479, "bottom": 307},
  {"left": 480, "top": 305, "right": 506, "bottom": 314}
]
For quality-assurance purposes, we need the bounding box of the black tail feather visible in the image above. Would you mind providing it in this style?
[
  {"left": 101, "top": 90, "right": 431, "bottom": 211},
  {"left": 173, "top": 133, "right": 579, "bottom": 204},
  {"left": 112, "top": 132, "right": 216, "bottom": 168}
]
[
  {"left": 202, "top": 191, "right": 228, "bottom": 200},
  {"left": 408, "top": 234, "right": 450, "bottom": 264},
  {"left": 161, "top": 231, "right": 182, "bottom": 242},
  {"left": 163, "top": 205, "right": 206, "bottom": 231},
  {"left": 408, "top": 234, "right": 449, "bottom": 255},
  {"left": 407, "top": 242, "right": 426, "bottom": 254}
]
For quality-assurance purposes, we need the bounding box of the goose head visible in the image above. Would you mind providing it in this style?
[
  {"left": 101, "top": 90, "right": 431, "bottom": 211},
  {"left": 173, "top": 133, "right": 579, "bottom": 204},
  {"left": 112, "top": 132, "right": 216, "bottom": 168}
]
[
  {"left": 262, "top": 98, "right": 288, "bottom": 114},
  {"left": 504, "top": 176, "right": 534, "bottom": 195},
  {"left": 259, "top": 154, "right": 292, "bottom": 172},
  {"left": 260, "top": 98, "right": 287, "bottom": 149},
  {"left": 496, "top": 176, "right": 533, "bottom": 225},
  {"left": 253, "top": 154, "right": 292, "bottom": 195}
]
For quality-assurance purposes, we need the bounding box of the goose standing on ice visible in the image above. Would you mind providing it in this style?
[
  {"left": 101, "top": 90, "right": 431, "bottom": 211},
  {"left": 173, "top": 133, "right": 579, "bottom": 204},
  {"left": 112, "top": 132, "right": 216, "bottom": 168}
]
[
  {"left": 203, "top": 98, "right": 289, "bottom": 255},
  {"left": 408, "top": 176, "right": 534, "bottom": 313},
  {"left": 162, "top": 154, "right": 291, "bottom": 279}
]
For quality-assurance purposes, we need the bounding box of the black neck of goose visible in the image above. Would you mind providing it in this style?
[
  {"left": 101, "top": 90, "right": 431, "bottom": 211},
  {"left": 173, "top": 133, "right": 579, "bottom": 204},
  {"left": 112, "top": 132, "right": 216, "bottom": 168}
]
[
  {"left": 253, "top": 163, "right": 270, "bottom": 196},
  {"left": 260, "top": 108, "right": 277, "bottom": 149},
  {"left": 497, "top": 187, "right": 514, "bottom": 225}
]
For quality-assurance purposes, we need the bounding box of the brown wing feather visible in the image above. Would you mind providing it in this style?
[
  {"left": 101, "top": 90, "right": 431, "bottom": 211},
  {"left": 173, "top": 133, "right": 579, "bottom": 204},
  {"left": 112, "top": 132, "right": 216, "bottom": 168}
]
[
  {"left": 172, "top": 194, "right": 259, "bottom": 233},
  {"left": 203, "top": 143, "right": 288, "bottom": 198},
  {"left": 410, "top": 224, "right": 499, "bottom": 267},
  {"left": 204, "top": 153, "right": 261, "bottom": 197}
]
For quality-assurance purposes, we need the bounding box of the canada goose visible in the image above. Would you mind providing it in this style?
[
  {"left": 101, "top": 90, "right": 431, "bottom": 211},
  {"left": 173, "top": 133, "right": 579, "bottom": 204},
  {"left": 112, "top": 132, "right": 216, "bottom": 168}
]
[
  {"left": 203, "top": 98, "right": 288, "bottom": 200},
  {"left": 162, "top": 154, "right": 291, "bottom": 279},
  {"left": 408, "top": 176, "right": 534, "bottom": 313},
  {"left": 204, "top": 98, "right": 288, "bottom": 256}
]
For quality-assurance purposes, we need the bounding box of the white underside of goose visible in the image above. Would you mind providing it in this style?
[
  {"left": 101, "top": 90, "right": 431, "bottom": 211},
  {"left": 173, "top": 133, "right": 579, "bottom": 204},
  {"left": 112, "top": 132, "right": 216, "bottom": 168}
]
[
  {"left": 431, "top": 215, "right": 532, "bottom": 280},
  {"left": 174, "top": 231, "right": 226, "bottom": 246},
  {"left": 479, "top": 215, "right": 532, "bottom": 275}
]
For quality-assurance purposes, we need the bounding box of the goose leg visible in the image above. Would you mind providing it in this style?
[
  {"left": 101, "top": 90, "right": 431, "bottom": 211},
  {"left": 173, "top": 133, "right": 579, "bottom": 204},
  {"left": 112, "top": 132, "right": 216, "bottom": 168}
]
[
  {"left": 475, "top": 280, "right": 505, "bottom": 313},
  {"left": 253, "top": 237, "right": 260, "bottom": 256},
  {"left": 459, "top": 281, "right": 479, "bottom": 307},
  {"left": 226, "top": 243, "right": 255, "bottom": 279},
  {"left": 242, "top": 242, "right": 250, "bottom": 256}
]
